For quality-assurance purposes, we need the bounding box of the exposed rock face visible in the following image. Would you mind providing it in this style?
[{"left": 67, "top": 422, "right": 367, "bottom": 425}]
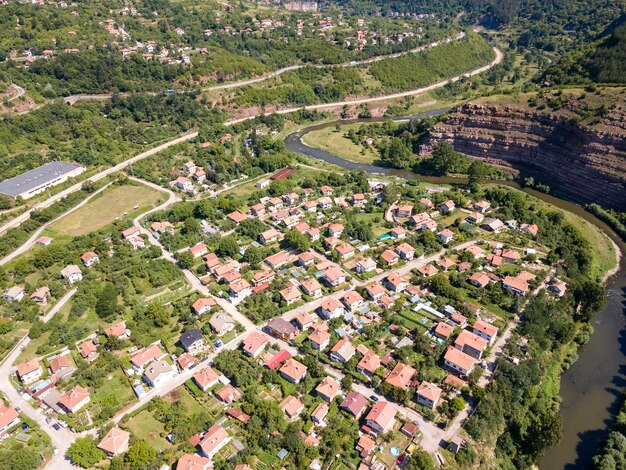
[{"left": 422, "top": 102, "right": 626, "bottom": 210}]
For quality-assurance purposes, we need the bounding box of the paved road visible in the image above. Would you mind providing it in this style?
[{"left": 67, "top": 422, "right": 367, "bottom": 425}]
[
  {"left": 62, "top": 32, "right": 466, "bottom": 105},
  {"left": 0, "top": 46, "right": 502, "bottom": 238},
  {"left": 0, "top": 44, "right": 504, "bottom": 462},
  {"left": 0, "top": 131, "right": 198, "bottom": 236},
  {"left": 0, "top": 183, "right": 113, "bottom": 266},
  {"left": 0, "top": 289, "right": 77, "bottom": 470}
]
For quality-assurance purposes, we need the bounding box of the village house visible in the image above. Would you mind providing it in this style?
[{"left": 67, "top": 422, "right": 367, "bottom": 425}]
[
  {"left": 229, "top": 278, "right": 251, "bottom": 301},
  {"left": 227, "top": 210, "right": 248, "bottom": 224},
  {"left": 242, "top": 332, "right": 268, "bottom": 358},
  {"left": 311, "top": 402, "right": 329, "bottom": 425},
  {"left": 385, "top": 362, "right": 416, "bottom": 388},
  {"left": 330, "top": 338, "right": 356, "bottom": 364},
  {"left": 468, "top": 272, "right": 490, "bottom": 288},
  {"left": 61, "top": 264, "right": 83, "bottom": 284},
  {"left": 384, "top": 272, "right": 408, "bottom": 293},
  {"left": 444, "top": 346, "right": 476, "bottom": 376},
  {"left": 336, "top": 242, "right": 355, "bottom": 260},
  {"left": 319, "top": 296, "right": 345, "bottom": 319},
  {"left": 454, "top": 330, "right": 488, "bottom": 359},
  {"left": 180, "top": 328, "right": 204, "bottom": 355},
  {"left": 79, "top": 340, "right": 98, "bottom": 362},
  {"left": 265, "top": 251, "right": 292, "bottom": 270},
  {"left": 418, "top": 264, "right": 439, "bottom": 278},
  {"left": 323, "top": 268, "right": 346, "bottom": 288},
  {"left": 300, "top": 278, "right": 323, "bottom": 298},
  {"left": 0, "top": 405, "right": 19, "bottom": 437},
  {"left": 466, "top": 212, "right": 484, "bottom": 224},
  {"left": 357, "top": 350, "right": 381, "bottom": 377},
  {"left": 259, "top": 228, "right": 281, "bottom": 245},
  {"left": 177, "top": 454, "right": 212, "bottom": 470},
  {"left": 209, "top": 313, "right": 235, "bottom": 336},
  {"left": 316, "top": 377, "right": 341, "bottom": 402},
  {"left": 390, "top": 226, "right": 407, "bottom": 239},
  {"left": 177, "top": 353, "right": 197, "bottom": 371},
  {"left": 465, "top": 245, "right": 486, "bottom": 259},
  {"left": 58, "top": 385, "right": 90, "bottom": 413},
  {"left": 308, "top": 329, "right": 331, "bottom": 350},
  {"left": 104, "top": 321, "right": 130, "bottom": 340},
  {"left": 549, "top": 280, "right": 567, "bottom": 297},
  {"left": 473, "top": 200, "right": 491, "bottom": 213},
  {"left": 356, "top": 257, "right": 377, "bottom": 274},
  {"left": 30, "top": 286, "right": 50, "bottom": 304},
  {"left": 396, "top": 243, "right": 415, "bottom": 261},
  {"left": 97, "top": 427, "right": 130, "bottom": 457},
  {"left": 175, "top": 177, "right": 193, "bottom": 192},
  {"left": 2, "top": 286, "right": 24, "bottom": 302},
  {"left": 193, "top": 368, "right": 220, "bottom": 391},
  {"left": 416, "top": 381, "right": 442, "bottom": 410},
  {"left": 130, "top": 343, "right": 165, "bottom": 372},
  {"left": 434, "top": 322, "right": 454, "bottom": 341},
  {"left": 280, "top": 286, "right": 302, "bottom": 305},
  {"left": 473, "top": 319, "right": 499, "bottom": 345},
  {"left": 81, "top": 251, "right": 99, "bottom": 268},
  {"left": 49, "top": 355, "right": 74, "bottom": 380},
  {"left": 365, "top": 283, "right": 385, "bottom": 301},
  {"left": 394, "top": 204, "right": 413, "bottom": 218},
  {"left": 190, "top": 242, "right": 208, "bottom": 258},
  {"left": 142, "top": 359, "right": 175, "bottom": 388},
  {"left": 280, "top": 358, "right": 308, "bottom": 383},
  {"left": 216, "top": 384, "right": 242, "bottom": 404},
  {"left": 16, "top": 358, "right": 42, "bottom": 383},
  {"left": 328, "top": 223, "right": 344, "bottom": 237},
  {"left": 342, "top": 290, "right": 365, "bottom": 312},
  {"left": 280, "top": 395, "right": 304, "bottom": 418},
  {"left": 199, "top": 425, "right": 231, "bottom": 460},
  {"left": 341, "top": 391, "right": 368, "bottom": 418},
  {"left": 352, "top": 193, "right": 366, "bottom": 207},
  {"left": 502, "top": 275, "right": 530, "bottom": 296},
  {"left": 439, "top": 200, "right": 455, "bottom": 213},
  {"left": 365, "top": 401, "right": 396, "bottom": 434},
  {"left": 192, "top": 297, "right": 217, "bottom": 315},
  {"left": 267, "top": 318, "right": 299, "bottom": 341},
  {"left": 380, "top": 249, "right": 399, "bottom": 266},
  {"left": 438, "top": 229, "right": 454, "bottom": 244}
]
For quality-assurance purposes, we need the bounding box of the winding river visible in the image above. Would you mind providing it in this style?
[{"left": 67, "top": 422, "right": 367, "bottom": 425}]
[{"left": 285, "top": 116, "right": 626, "bottom": 469}]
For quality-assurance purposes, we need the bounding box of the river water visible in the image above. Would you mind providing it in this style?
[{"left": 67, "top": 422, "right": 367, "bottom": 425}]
[{"left": 285, "top": 118, "right": 626, "bottom": 469}]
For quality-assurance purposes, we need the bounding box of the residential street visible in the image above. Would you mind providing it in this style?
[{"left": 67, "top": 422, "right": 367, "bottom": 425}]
[{"left": 0, "top": 288, "right": 78, "bottom": 470}]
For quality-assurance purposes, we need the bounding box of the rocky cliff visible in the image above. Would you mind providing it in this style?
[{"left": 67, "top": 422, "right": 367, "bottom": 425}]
[{"left": 421, "top": 95, "right": 626, "bottom": 210}]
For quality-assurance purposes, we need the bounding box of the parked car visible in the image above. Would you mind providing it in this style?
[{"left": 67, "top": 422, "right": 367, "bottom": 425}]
[
  {"left": 370, "top": 394, "right": 379, "bottom": 402},
  {"left": 214, "top": 339, "right": 223, "bottom": 348}
]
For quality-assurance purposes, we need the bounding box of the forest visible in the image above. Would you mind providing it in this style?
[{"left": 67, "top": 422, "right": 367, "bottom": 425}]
[
  {"left": 368, "top": 32, "right": 494, "bottom": 92},
  {"left": 543, "top": 20, "right": 626, "bottom": 85}
]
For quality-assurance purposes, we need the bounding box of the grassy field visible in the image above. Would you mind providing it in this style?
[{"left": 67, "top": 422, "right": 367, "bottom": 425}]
[
  {"left": 125, "top": 409, "right": 172, "bottom": 452},
  {"left": 48, "top": 184, "right": 163, "bottom": 236},
  {"left": 302, "top": 123, "right": 380, "bottom": 165}
]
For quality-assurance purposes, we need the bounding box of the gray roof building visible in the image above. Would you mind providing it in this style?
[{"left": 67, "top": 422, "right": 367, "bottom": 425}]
[{"left": 0, "top": 162, "right": 84, "bottom": 200}]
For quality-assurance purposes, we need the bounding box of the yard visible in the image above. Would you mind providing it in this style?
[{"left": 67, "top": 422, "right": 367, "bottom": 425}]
[
  {"left": 124, "top": 409, "right": 173, "bottom": 453},
  {"left": 48, "top": 184, "right": 164, "bottom": 236}
]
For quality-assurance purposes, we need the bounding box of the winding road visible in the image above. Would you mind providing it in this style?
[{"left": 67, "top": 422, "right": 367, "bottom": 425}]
[
  {"left": 0, "top": 44, "right": 501, "bottom": 238},
  {"left": 0, "top": 43, "right": 503, "bottom": 467}
]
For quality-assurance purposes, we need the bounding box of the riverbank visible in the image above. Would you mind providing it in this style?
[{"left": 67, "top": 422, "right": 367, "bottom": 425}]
[{"left": 286, "top": 116, "right": 625, "bottom": 470}]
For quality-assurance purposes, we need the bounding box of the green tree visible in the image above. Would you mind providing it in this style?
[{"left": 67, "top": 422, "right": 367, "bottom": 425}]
[
  {"left": 283, "top": 230, "right": 311, "bottom": 252},
  {"left": 218, "top": 235, "right": 239, "bottom": 258},
  {"left": 409, "top": 449, "right": 435, "bottom": 470},
  {"left": 176, "top": 251, "right": 194, "bottom": 270},
  {"left": 66, "top": 437, "right": 105, "bottom": 468},
  {"left": 124, "top": 440, "right": 156, "bottom": 470},
  {"left": 95, "top": 283, "right": 117, "bottom": 319}
]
